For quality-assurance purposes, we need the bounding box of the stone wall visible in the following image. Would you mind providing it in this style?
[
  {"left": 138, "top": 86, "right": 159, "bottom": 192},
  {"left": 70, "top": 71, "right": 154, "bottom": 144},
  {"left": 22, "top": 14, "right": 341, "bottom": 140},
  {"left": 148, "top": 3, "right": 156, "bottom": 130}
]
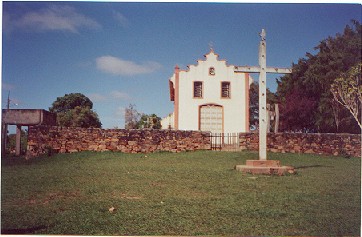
[
  {"left": 239, "top": 132, "right": 361, "bottom": 157},
  {"left": 27, "top": 126, "right": 211, "bottom": 157},
  {"left": 26, "top": 126, "right": 360, "bottom": 158}
]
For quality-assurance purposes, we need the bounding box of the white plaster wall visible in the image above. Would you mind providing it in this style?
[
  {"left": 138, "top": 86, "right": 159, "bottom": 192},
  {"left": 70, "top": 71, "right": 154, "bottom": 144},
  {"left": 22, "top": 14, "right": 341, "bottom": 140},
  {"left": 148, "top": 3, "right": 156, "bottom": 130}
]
[
  {"left": 161, "top": 112, "right": 174, "bottom": 129},
  {"left": 176, "top": 51, "right": 252, "bottom": 133}
]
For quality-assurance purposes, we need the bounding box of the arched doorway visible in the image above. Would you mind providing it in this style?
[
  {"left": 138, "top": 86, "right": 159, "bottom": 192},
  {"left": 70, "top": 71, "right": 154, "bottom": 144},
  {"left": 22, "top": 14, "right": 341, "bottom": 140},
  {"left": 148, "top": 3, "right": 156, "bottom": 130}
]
[{"left": 199, "top": 104, "right": 223, "bottom": 133}]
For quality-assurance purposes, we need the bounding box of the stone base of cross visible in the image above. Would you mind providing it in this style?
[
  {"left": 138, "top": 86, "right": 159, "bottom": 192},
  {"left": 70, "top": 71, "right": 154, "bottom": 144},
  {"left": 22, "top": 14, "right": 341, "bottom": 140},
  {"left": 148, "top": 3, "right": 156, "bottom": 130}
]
[{"left": 234, "top": 29, "right": 295, "bottom": 175}]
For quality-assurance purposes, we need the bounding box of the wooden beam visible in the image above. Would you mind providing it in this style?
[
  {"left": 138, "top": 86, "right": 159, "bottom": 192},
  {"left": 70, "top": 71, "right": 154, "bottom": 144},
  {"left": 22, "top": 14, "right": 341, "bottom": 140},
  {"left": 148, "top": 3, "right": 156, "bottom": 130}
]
[
  {"left": 234, "top": 66, "right": 261, "bottom": 73},
  {"left": 265, "top": 67, "right": 292, "bottom": 74},
  {"left": 234, "top": 66, "right": 292, "bottom": 74}
]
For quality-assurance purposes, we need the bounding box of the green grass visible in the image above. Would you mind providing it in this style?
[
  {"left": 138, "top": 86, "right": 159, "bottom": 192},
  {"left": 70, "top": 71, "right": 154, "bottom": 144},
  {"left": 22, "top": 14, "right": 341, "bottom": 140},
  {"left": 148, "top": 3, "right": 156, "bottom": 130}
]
[{"left": 1, "top": 151, "right": 360, "bottom": 235}]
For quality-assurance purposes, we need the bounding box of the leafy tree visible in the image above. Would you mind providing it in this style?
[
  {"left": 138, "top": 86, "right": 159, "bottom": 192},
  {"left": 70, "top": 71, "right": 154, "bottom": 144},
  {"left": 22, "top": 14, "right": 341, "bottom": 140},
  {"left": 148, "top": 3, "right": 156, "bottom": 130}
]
[
  {"left": 249, "top": 82, "right": 278, "bottom": 130},
  {"left": 56, "top": 106, "right": 102, "bottom": 128},
  {"left": 279, "top": 88, "right": 317, "bottom": 132},
  {"left": 49, "top": 93, "right": 93, "bottom": 113},
  {"left": 137, "top": 114, "right": 162, "bottom": 129},
  {"left": 331, "top": 63, "right": 362, "bottom": 129},
  {"left": 249, "top": 82, "right": 259, "bottom": 130},
  {"left": 124, "top": 104, "right": 161, "bottom": 129},
  {"left": 277, "top": 20, "right": 361, "bottom": 133},
  {"left": 49, "top": 93, "right": 101, "bottom": 128}
]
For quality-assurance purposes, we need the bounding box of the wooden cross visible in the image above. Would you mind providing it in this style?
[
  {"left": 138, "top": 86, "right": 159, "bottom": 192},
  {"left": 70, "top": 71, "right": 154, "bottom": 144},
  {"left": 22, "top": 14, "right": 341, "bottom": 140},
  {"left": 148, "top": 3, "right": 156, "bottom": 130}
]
[{"left": 234, "top": 29, "right": 292, "bottom": 160}]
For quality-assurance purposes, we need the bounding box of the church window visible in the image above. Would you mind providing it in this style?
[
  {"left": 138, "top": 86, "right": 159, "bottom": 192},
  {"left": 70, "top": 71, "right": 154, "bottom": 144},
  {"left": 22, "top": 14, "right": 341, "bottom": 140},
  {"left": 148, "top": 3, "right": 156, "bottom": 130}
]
[
  {"left": 221, "top": 82, "right": 231, "bottom": 98},
  {"left": 209, "top": 67, "right": 215, "bottom": 76},
  {"left": 194, "top": 81, "right": 203, "bottom": 98}
]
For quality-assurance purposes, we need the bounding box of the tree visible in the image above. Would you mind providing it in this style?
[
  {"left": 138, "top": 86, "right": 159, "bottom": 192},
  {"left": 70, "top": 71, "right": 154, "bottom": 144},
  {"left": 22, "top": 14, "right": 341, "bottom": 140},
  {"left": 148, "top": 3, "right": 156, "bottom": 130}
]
[
  {"left": 249, "top": 82, "right": 259, "bottom": 130},
  {"left": 49, "top": 93, "right": 101, "bottom": 128},
  {"left": 136, "top": 114, "right": 162, "bottom": 129},
  {"left": 124, "top": 104, "right": 141, "bottom": 129},
  {"left": 249, "top": 82, "right": 278, "bottom": 130},
  {"left": 124, "top": 104, "right": 162, "bottom": 129},
  {"left": 277, "top": 20, "right": 361, "bottom": 133},
  {"left": 331, "top": 63, "right": 362, "bottom": 129},
  {"left": 279, "top": 88, "right": 317, "bottom": 132},
  {"left": 49, "top": 93, "right": 93, "bottom": 113}
]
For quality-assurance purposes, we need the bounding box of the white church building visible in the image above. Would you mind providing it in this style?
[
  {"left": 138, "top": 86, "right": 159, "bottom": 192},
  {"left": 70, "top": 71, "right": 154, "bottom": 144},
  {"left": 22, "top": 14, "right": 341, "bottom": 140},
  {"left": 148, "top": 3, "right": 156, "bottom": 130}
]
[{"left": 161, "top": 49, "right": 253, "bottom": 133}]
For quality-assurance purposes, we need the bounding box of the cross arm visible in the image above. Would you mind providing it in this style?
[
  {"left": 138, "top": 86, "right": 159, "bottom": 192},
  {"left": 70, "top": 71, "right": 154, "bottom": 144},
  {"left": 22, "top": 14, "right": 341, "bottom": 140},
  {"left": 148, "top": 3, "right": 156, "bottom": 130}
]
[
  {"left": 234, "top": 66, "right": 261, "bottom": 73},
  {"left": 265, "top": 67, "right": 292, "bottom": 74},
  {"left": 234, "top": 66, "right": 292, "bottom": 74}
]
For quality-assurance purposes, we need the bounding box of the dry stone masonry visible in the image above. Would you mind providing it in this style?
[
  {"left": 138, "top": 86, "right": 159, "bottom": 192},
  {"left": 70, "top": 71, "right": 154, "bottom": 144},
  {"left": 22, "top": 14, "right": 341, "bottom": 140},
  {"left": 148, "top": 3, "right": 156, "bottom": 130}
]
[
  {"left": 26, "top": 126, "right": 360, "bottom": 158},
  {"left": 27, "top": 126, "right": 211, "bottom": 157},
  {"left": 239, "top": 132, "right": 361, "bottom": 157}
]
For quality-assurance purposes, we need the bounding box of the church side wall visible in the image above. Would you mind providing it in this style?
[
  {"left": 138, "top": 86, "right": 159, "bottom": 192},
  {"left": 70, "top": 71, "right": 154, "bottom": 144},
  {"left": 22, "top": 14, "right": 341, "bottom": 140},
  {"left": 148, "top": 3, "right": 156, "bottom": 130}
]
[
  {"left": 26, "top": 126, "right": 211, "bottom": 158},
  {"left": 178, "top": 69, "right": 198, "bottom": 130}
]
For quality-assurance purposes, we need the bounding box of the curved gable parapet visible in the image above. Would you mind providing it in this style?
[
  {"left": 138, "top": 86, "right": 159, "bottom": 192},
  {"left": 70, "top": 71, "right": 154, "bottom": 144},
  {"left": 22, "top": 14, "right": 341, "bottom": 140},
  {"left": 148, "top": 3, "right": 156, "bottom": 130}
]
[
  {"left": 204, "top": 50, "right": 229, "bottom": 65},
  {"left": 204, "top": 48, "right": 218, "bottom": 58},
  {"left": 180, "top": 49, "right": 233, "bottom": 73}
]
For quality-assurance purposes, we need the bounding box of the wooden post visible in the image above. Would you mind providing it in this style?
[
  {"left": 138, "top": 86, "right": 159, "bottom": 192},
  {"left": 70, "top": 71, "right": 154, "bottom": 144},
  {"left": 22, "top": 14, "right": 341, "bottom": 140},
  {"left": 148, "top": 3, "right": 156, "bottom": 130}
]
[
  {"left": 234, "top": 29, "right": 295, "bottom": 175},
  {"left": 267, "top": 104, "right": 271, "bottom": 133},
  {"left": 234, "top": 29, "right": 292, "bottom": 160},
  {"left": 258, "top": 29, "right": 267, "bottom": 160}
]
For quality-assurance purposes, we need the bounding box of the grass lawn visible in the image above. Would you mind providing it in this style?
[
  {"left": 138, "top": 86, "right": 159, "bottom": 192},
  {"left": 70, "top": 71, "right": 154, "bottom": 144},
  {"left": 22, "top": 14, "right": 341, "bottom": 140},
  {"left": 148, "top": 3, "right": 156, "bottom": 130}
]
[{"left": 1, "top": 150, "right": 360, "bottom": 235}]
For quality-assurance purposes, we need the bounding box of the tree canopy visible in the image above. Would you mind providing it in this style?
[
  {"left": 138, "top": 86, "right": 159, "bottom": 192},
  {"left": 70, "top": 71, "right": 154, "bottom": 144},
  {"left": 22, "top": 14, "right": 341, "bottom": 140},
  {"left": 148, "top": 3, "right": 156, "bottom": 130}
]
[
  {"left": 124, "top": 104, "right": 161, "bottom": 129},
  {"left": 249, "top": 82, "right": 277, "bottom": 130},
  {"left": 331, "top": 62, "right": 362, "bottom": 129},
  {"left": 49, "top": 93, "right": 102, "bottom": 128},
  {"left": 49, "top": 93, "right": 93, "bottom": 113},
  {"left": 137, "top": 114, "right": 162, "bottom": 129},
  {"left": 277, "top": 20, "right": 361, "bottom": 133}
]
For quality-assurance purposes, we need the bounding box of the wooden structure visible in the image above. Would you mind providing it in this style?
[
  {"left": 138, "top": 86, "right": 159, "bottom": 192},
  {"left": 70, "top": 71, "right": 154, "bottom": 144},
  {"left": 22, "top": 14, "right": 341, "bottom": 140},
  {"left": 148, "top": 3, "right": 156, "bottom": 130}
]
[{"left": 234, "top": 29, "right": 295, "bottom": 175}]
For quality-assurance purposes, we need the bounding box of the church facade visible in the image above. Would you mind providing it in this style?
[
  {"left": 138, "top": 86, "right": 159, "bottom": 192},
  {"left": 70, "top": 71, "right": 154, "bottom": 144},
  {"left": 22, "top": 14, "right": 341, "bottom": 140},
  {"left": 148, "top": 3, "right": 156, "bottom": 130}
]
[{"left": 161, "top": 49, "right": 252, "bottom": 133}]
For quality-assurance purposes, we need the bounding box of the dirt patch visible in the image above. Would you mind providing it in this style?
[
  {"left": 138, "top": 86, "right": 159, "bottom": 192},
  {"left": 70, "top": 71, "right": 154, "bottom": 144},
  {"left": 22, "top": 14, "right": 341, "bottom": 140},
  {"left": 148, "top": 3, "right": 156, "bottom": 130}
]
[
  {"left": 25, "top": 191, "right": 82, "bottom": 205},
  {"left": 111, "top": 192, "right": 143, "bottom": 200},
  {"left": 120, "top": 193, "right": 143, "bottom": 200}
]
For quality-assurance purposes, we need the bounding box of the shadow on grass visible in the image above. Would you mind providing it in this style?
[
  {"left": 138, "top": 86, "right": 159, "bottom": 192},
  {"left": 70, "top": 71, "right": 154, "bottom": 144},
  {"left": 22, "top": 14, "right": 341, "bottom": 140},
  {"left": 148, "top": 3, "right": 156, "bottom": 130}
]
[
  {"left": 295, "top": 164, "right": 334, "bottom": 169},
  {"left": 1, "top": 225, "right": 49, "bottom": 234}
]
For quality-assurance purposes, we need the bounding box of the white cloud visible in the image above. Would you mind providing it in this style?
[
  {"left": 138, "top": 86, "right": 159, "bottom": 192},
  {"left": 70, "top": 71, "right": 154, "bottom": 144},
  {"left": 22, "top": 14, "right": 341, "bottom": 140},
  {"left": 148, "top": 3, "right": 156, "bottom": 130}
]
[
  {"left": 113, "top": 11, "right": 128, "bottom": 27},
  {"left": 6, "top": 5, "right": 101, "bottom": 33},
  {"left": 88, "top": 93, "right": 107, "bottom": 102},
  {"left": 111, "top": 90, "right": 131, "bottom": 100},
  {"left": 96, "top": 55, "right": 162, "bottom": 76},
  {"left": 87, "top": 91, "right": 131, "bottom": 103}
]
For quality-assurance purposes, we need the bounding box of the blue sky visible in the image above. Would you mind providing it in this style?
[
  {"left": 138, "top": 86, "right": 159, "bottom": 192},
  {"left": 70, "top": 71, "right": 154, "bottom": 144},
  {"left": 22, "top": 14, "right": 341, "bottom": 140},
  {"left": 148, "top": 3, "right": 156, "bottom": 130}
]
[{"left": 2, "top": 2, "right": 361, "bottom": 129}]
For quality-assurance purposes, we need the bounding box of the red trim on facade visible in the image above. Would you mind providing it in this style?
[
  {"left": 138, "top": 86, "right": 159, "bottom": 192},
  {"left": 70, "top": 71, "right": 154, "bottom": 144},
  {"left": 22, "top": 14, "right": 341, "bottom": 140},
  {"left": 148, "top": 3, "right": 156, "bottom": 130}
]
[
  {"left": 245, "top": 73, "right": 250, "bottom": 132},
  {"left": 169, "top": 80, "right": 175, "bottom": 101},
  {"left": 174, "top": 65, "right": 180, "bottom": 130}
]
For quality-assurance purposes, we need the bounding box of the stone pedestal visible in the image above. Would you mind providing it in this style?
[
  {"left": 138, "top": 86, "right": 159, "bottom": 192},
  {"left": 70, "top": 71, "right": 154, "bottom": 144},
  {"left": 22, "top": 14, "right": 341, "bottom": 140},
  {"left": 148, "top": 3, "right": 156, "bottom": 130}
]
[{"left": 235, "top": 160, "right": 295, "bottom": 176}]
